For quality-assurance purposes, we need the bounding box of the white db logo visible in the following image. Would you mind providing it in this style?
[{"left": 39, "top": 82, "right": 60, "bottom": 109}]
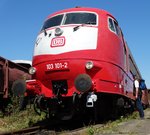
[{"left": 51, "top": 37, "right": 65, "bottom": 47}]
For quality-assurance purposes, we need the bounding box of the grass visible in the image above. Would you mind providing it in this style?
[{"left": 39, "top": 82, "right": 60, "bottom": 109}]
[
  {"left": 86, "top": 112, "right": 139, "bottom": 135},
  {"left": 0, "top": 107, "right": 46, "bottom": 133}
]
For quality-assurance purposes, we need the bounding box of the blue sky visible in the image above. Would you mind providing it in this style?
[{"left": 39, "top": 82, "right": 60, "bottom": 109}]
[{"left": 0, "top": 0, "right": 150, "bottom": 88}]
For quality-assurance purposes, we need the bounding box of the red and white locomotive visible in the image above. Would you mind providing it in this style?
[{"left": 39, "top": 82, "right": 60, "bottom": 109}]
[{"left": 25, "top": 7, "right": 149, "bottom": 120}]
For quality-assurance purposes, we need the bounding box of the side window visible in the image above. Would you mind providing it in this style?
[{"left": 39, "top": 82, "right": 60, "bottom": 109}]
[
  {"left": 124, "top": 43, "right": 127, "bottom": 71},
  {"left": 108, "top": 17, "right": 121, "bottom": 36},
  {"left": 114, "top": 21, "right": 120, "bottom": 36},
  {"left": 108, "top": 18, "right": 115, "bottom": 32}
]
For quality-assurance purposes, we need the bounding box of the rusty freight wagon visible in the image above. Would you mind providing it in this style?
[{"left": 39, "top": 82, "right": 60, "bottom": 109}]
[{"left": 0, "top": 56, "right": 31, "bottom": 113}]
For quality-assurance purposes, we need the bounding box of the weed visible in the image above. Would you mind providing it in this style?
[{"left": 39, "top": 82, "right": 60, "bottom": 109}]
[{"left": 0, "top": 106, "right": 46, "bottom": 132}]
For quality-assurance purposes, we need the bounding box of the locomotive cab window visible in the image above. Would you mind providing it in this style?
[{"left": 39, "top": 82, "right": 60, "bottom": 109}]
[
  {"left": 64, "top": 12, "right": 97, "bottom": 25},
  {"left": 41, "top": 14, "right": 63, "bottom": 31},
  {"left": 108, "top": 18, "right": 115, "bottom": 32},
  {"left": 108, "top": 17, "right": 120, "bottom": 36}
]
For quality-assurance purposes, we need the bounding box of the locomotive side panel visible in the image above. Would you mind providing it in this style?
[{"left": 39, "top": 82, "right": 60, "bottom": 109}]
[{"left": 95, "top": 12, "right": 128, "bottom": 95}]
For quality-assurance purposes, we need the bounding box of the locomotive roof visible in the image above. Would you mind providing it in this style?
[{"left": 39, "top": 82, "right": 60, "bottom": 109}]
[{"left": 46, "top": 7, "right": 115, "bottom": 20}]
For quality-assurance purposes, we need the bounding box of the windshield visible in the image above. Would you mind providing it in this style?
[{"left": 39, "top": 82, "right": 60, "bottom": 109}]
[
  {"left": 41, "top": 14, "right": 63, "bottom": 31},
  {"left": 64, "top": 13, "right": 96, "bottom": 25},
  {"left": 41, "top": 12, "right": 97, "bottom": 31}
]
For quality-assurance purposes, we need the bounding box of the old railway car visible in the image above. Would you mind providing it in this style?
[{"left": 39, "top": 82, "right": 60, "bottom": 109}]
[
  {"left": 0, "top": 56, "right": 31, "bottom": 113},
  {"left": 18, "top": 7, "right": 148, "bottom": 120}
]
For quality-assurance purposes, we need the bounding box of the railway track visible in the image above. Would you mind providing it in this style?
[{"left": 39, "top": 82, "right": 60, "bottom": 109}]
[
  {"left": 0, "top": 125, "right": 105, "bottom": 135},
  {"left": 0, "top": 126, "right": 55, "bottom": 135},
  {"left": 0, "top": 120, "right": 105, "bottom": 135}
]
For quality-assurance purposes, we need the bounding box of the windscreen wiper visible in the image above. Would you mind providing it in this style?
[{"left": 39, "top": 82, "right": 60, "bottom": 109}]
[
  {"left": 73, "top": 21, "right": 96, "bottom": 32},
  {"left": 43, "top": 27, "right": 47, "bottom": 36}
]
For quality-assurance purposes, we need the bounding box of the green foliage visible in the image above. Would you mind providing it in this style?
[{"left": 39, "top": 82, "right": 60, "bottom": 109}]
[
  {"left": 0, "top": 106, "right": 46, "bottom": 132},
  {"left": 87, "top": 126, "right": 95, "bottom": 135}
]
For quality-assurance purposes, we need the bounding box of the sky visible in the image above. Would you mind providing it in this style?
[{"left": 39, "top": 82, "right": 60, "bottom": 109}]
[{"left": 0, "top": 0, "right": 150, "bottom": 88}]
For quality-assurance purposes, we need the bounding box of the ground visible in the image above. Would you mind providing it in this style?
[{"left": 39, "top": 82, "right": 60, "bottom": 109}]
[
  {"left": 58, "top": 108, "right": 150, "bottom": 135},
  {"left": 107, "top": 108, "right": 150, "bottom": 135}
]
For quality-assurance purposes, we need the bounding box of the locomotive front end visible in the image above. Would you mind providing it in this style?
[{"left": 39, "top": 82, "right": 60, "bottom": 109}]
[{"left": 26, "top": 8, "right": 100, "bottom": 120}]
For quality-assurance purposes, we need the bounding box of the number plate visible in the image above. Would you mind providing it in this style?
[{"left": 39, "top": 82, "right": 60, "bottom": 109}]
[{"left": 46, "top": 61, "right": 69, "bottom": 71}]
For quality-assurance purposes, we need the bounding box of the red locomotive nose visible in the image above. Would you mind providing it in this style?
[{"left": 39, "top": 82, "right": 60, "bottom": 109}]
[{"left": 74, "top": 74, "right": 92, "bottom": 93}]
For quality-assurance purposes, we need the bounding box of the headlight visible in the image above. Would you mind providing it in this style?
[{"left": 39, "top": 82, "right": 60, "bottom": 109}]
[
  {"left": 85, "top": 61, "right": 94, "bottom": 69},
  {"left": 55, "top": 27, "right": 63, "bottom": 36},
  {"left": 29, "top": 67, "right": 36, "bottom": 75}
]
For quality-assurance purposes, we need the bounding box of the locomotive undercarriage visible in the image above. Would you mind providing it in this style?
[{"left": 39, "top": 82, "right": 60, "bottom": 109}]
[
  {"left": 33, "top": 92, "right": 89, "bottom": 120},
  {"left": 33, "top": 91, "right": 135, "bottom": 121},
  {"left": 25, "top": 74, "right": 135, "bottom": 121}
]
